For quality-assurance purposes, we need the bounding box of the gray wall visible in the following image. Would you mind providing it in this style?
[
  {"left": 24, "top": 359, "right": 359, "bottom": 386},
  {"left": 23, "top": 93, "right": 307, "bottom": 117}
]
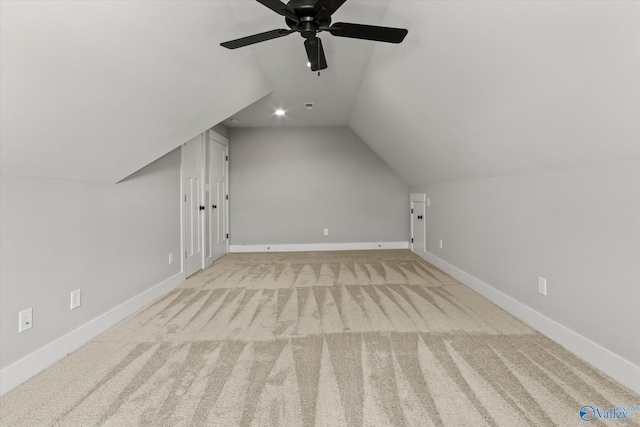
[
  {"left": 410, "top": 159, "right": 640, "bottom": 366},
  {"left": 211, "top": 123, "right": 230, "bottom": 139},
  {"left": 230, "top": 127, "right": 409, "bottom": 245},
  {"left": 0, "top": 149, "right": 182, "bottom": 369}
]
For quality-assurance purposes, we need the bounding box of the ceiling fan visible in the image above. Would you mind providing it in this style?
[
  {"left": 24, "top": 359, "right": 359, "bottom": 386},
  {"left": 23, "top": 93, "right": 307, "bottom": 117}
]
[{"left": 220, "top": 0, "right": 408, "bottom": 72}]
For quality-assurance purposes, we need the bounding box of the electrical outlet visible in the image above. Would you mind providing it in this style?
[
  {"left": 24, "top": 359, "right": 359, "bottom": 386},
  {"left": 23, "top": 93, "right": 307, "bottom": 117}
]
[
  {"left": 324, "top": 228, "right": 329, "bottom": 236},
  {"left": 538, "top": 277, "right": 547, "bottom": 296},
  {"left": 70, "top": 290, "right": 81, "bottom": 310},
  {"left": 439, "top": 239, "right": 443, "bottom": 249},
  {"left": 19, "top": 308, "right": 32, "bottom": 333},
  {"left": 168, "top": 252, "right": 174, "bottom": 265}
]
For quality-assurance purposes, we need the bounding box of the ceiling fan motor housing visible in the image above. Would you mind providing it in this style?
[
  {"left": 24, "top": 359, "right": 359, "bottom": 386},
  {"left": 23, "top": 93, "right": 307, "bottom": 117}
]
[{"left": 285, "top": 0, "right": 332, "bottom": 38}]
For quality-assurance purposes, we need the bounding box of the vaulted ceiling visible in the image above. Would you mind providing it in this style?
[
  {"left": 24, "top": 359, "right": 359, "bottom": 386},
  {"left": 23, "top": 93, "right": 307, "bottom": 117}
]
[
  {"left": 2, "top": 1, "right": 638, "bottom": 185},
  {"left": 350, "top": 1, "right": 639, "bottom": 185},
  {"left": 221, "top": 0, "right": 391, "bottom": 128},
  {"left": 1, "top": 1, "right": 271, "bottom": 183}
]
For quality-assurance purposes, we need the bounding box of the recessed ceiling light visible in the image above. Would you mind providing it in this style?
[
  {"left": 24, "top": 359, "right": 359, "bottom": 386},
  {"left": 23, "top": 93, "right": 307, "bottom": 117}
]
[
  {"left": 230, "top": 118, "right": 239, "bottom": 123},
  {"left": 275, "top": 109, "right": 286, "bottom": 116}
]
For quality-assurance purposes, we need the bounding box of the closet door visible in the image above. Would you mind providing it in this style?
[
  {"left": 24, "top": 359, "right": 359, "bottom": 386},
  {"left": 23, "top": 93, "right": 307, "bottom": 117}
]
[
  {"left": 208, "top": 132, "right": 229, "bottom": 261},
  {"left": 183, "top": 134, "right": 205, "bottom": 277},
  {"left": 410, "top": 193, "right": 426, "bottom": 255}
]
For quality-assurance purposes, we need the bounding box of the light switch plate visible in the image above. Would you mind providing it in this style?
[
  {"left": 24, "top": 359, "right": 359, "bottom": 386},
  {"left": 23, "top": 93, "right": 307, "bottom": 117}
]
[
  {"left": 70, "top": 290, "right": 81, "bottom": 310},
  {"left": 538, "top": 277, "right": 547, "bottom": 296}
]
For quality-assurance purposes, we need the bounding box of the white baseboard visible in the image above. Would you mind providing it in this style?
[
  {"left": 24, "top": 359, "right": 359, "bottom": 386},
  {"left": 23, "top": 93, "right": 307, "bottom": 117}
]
[
  {"left": 0, "top": 271, "right": 185, "bottom": 396},
  {"left": 230, "top": 241, "right": 409, "bottom": 253},
  {"left": 5, "top": 251, "right": 636, "bottom": 397},
  {"left": 416, "top": 249, "right": 640, "bottom": 394}
]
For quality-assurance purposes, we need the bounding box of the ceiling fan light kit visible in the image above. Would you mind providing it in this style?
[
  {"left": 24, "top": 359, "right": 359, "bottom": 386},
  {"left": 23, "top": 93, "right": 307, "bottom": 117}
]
[{"left": 221, "top": 0, "right": 408, "bottom": 72}]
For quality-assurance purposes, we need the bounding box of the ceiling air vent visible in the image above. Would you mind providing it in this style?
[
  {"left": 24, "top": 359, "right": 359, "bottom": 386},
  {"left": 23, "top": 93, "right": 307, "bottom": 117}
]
[{"left": 305, "top": 102, "right": 314, "bottom": 111}]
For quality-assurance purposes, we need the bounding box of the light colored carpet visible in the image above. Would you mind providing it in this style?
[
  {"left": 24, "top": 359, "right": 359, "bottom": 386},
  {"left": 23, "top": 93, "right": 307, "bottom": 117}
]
[{"left": 1, "top": 250, "right": 638, "bottom": 426}]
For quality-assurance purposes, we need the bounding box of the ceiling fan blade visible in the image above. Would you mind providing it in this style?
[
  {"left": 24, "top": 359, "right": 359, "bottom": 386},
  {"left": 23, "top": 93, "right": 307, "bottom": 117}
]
[
  {"left": 314, "top": 0, "right": 347, "bottom": 20},
  {"left": 328, "top": 22, "right": 408, "bottom": 43},
  {"left": 255, "top": 0, "right": 300, "bottom": 22},
  {"left": 304, "top": 37, "right": 328, "bottom": 71},
  {"left": 221, "top": 29, "right": 294, "bottom": 49}
]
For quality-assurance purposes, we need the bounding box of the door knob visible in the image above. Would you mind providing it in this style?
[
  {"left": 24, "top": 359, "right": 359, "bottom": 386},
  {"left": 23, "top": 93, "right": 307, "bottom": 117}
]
[
  {"left": 199, "top": 206, "right": 205, "bottom": 211},
  {"left": 417, "top": 215, "right": 423, "bottom": 220},
  {"left": 212, "top": 205, "right": 217, "bottom": 209}
]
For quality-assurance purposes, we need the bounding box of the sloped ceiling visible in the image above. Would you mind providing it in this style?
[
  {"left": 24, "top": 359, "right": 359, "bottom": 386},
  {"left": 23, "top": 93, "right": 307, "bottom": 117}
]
[
  {"left": 222, "top": 0, "right": 390, "bottom": 128},
  {"left": 2, "top": 1, "right": 638, "bottom": 186},
  {"left": 349, "top": 1, "right": 640, "bottom": 185},
  {"left": 0, "top": 1, "right": 271, "bottom": 183}
]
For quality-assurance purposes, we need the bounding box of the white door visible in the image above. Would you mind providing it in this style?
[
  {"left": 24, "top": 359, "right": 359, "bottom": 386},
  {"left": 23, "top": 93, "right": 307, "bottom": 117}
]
[
  {"left": 183, "top": 135, "right": 204, "bottom": 277},
  {"left": 208, "top": 133, "right": 229, "bottom": 261},
  {"left": 410, "top": 193, "right": 426, "bottom": 254}
]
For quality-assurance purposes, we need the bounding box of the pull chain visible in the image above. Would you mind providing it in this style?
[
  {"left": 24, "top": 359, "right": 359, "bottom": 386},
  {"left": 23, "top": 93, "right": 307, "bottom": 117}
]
[{"left": 317, "top": 36, "right": 321, "bottom": 76}]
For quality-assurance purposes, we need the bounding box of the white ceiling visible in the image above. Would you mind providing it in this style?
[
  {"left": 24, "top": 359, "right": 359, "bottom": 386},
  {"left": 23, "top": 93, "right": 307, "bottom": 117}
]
[
  {"left": 2, "top": 1, "right": 638, "bottom": 185},
  {"left": 222, "top": 0, "right": 391, "bottom": 128},
  {"left": 350, "top": 0, "right": 640, "bottom": 185},
  {"left": 0, "top": 1, "right": 271, "bottom": 183}
]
